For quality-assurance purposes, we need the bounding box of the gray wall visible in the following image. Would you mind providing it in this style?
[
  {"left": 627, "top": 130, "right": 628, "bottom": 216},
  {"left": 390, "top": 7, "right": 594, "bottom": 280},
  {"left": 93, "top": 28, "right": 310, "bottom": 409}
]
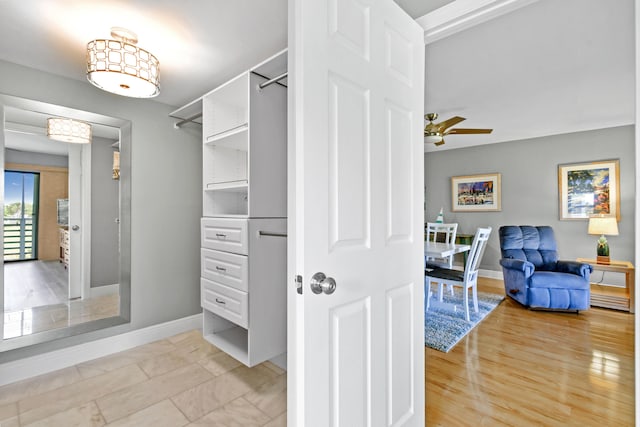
[
  {"left": 91, "top": 137, "right": 119, "bottom": 287},
  {"left": 0, "top": 60, "right": 202, "bottom": 362},
  {"left": 425, "top": 125, "right": 635, "bottom": 275},
  {"left": 5, "top": 148, "right": 68, "bottom": 168}
]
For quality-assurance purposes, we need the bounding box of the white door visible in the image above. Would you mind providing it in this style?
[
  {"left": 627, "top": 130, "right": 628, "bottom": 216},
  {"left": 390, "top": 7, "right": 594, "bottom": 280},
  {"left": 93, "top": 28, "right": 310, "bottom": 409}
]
[
  {"left": 67, "top": 144, "right": 91, "bottom": 300},
  {"left": 288, "top": 0, "right": 425, "bottom": 425}
]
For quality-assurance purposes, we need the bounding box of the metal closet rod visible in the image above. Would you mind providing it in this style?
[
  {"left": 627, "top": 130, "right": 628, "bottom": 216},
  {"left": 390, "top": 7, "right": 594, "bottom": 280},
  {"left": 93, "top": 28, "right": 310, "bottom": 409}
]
[
  {"left": 173, "top": 71, "right": 288, "bottom": 128},
  {"left": 258, "top": 72, "right": 288, "bottom": 89},
  {"left": 173, "top": 112, "right": 203, "bottom": 128}
]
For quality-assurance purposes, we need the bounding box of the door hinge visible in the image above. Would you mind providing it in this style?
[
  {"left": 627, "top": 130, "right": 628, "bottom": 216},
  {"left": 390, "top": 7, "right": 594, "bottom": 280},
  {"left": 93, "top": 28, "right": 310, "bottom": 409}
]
[{"left": 295, "top": 275, "right": 303, "bottom": 295}]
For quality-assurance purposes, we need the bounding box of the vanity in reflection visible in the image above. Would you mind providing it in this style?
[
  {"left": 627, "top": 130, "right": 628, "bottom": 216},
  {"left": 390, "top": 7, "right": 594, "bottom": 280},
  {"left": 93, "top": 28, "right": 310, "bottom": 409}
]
[{"left": 0, "top": 94, "right": 131, "bottom": 351}]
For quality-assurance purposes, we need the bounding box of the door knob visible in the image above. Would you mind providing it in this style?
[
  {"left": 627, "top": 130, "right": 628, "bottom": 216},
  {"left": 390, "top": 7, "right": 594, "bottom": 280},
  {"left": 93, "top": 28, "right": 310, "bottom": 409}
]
[
  {"left": 71, "top": 225, "right": 80, "bottom": 231},
  {"left": 310, "top": 272, "right": 336, "bottom": 295}
]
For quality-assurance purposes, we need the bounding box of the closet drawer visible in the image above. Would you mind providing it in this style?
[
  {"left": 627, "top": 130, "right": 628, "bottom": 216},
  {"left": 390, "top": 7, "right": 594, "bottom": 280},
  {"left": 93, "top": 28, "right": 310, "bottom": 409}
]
[
  {"left": 201, "top": 248, "right": 248, "bottom": 292},
  {"left": 201, "top": 217, "right": 248, "bottom": 255},
  {"left": 201, "top": 278, "right": 248, "bottom": 328}
]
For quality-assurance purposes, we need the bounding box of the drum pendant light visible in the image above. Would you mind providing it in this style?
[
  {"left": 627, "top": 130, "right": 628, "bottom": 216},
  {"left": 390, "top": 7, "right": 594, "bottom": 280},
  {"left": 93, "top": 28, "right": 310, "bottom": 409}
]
[
  {"left": 47, "top": 118, "right": 92, "bottom": 144},
  {"left": 87, "top": 27, "right": 160, "bottom": 98}
]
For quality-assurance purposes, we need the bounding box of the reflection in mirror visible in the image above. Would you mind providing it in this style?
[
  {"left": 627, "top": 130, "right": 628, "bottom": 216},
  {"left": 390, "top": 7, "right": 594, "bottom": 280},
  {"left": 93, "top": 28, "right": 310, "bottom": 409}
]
[{"left": 0, "top": 94, "right": 131, "bottom": 351}]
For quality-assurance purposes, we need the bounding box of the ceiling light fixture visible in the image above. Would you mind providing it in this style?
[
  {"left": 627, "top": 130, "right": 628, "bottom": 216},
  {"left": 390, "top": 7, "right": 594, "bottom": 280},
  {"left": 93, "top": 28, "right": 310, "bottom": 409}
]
[
  {"left": 87, "top": 27, "right": 160, "bottom": 98},
  {"left": 424, "top": 134, "right": 443, "bottom": 144},
  {"left": 47, "top": 118, "right": 92, "bottom": 144}
]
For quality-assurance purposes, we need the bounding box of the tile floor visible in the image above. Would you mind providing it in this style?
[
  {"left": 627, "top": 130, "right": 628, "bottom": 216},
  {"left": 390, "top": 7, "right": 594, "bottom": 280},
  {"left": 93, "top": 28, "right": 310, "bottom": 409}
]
[{"left": 0, "top": 330, "right": 287, "bottom": 427}]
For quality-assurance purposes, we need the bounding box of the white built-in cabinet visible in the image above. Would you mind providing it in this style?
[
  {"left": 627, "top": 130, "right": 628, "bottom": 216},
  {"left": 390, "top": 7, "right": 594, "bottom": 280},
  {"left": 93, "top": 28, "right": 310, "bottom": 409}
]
[{"left": 171, "top": 50, "right": 287, "bottom": 367}]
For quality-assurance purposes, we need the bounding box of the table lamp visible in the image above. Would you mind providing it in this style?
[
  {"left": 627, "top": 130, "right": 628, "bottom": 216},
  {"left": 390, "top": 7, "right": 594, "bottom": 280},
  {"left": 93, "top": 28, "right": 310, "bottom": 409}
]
[{"left": 587, "top": 216, "right": 619, "bottom": 264}]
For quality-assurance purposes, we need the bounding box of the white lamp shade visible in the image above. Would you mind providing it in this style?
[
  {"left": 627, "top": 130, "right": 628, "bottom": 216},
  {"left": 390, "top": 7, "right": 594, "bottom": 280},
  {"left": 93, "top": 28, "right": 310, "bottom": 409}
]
[
  {"left": 87, "top": 38, "right": 160, "bottom": 98},
  {"left": 588, "top": 216, "right": 619, "bottom": 236},
  {"left": 424, "top": 134, "right": 443, "bottom": 144},
  {"left": 47, "top": 118, "right": 92, "bottom": 144}
]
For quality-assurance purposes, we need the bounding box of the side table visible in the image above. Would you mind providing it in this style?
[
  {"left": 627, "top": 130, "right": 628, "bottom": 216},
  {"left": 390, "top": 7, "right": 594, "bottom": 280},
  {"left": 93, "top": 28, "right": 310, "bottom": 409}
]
[{"left": 576, "top": 258, "right": 635, "bottom": 314}]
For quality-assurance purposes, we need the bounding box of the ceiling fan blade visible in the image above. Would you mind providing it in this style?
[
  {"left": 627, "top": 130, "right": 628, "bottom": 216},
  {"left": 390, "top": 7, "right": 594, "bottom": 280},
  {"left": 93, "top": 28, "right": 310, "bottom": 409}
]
[
  {"left": 435, "top": 116, "right": 466, "bottom": 132},
  {"left": 444, "top": 128, "right": 493, "bottom": 135},
  {"left": 434, "top": 139, "right": 446, "bottom": 146}
]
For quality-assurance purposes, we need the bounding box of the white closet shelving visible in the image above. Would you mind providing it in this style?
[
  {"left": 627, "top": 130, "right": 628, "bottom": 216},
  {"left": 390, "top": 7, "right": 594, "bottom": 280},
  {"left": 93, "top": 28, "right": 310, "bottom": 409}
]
[{"left": 170, "top": 49, "right": 287, "bottom": 367}]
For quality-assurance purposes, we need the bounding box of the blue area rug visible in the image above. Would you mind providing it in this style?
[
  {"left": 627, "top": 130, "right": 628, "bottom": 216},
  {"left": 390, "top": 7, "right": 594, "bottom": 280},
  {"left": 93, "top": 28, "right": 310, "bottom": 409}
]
[{"left": 425, "top": 289, "right": 504, "bottom": 353}]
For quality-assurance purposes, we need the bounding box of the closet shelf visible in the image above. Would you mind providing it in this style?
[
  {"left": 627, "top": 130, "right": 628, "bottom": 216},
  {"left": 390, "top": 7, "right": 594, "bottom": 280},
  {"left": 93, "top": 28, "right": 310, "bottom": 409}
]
[
  {"left": 205, "top": 123, "right": 249, "bottom": 150},
  {"left": 203, "top": 327, "right": 249, "bottom": 366},
  {"left": 205, "top": 180, "right": 248, "bottom": 192}
]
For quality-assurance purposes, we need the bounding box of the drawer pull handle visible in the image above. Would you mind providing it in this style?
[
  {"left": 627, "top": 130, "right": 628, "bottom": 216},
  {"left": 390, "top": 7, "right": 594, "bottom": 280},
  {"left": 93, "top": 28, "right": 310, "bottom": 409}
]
[
  {"left": 215, "top": 266, "right": 227, "bottom": 272},
  {"left": 259, "top": 231, "right": 287, "bottom": 238},
  {"left": 215, "top": 233, "right": 227, "bottom": 239},
  {"left": 215, "top": 298, "right": 226, "bottom": 305}
]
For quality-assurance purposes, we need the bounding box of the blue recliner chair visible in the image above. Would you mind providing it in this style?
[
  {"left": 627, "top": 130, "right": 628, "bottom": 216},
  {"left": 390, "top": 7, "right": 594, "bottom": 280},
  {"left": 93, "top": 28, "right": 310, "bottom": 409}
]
[{"left": 499, "top": 226, "right": 593, "bottom": 311}]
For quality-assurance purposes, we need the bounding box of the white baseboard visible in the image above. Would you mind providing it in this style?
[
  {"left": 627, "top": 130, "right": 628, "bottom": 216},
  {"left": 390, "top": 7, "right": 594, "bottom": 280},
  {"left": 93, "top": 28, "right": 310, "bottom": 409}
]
[
  {"left": 449, "top": 265, "right": 504, "bottom": 280},
  {"left": 0, "top": 313, "right": 203, "bottom": 387},
  {"left": 479, "top": 269, "right": 504, "bottom": 280}
]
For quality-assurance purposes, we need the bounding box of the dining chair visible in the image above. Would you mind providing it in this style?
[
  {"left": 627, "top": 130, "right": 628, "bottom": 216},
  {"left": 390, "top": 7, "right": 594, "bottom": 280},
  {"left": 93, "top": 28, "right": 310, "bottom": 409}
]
[
  {"left": 425, "top": 226, "right": 492, "bottom": 321},
  {"left": 425, "top": 222, "right": 458, "bottom": 297},
  {"left": 425, "top": 222, "right": 458, "bottom": 269}
]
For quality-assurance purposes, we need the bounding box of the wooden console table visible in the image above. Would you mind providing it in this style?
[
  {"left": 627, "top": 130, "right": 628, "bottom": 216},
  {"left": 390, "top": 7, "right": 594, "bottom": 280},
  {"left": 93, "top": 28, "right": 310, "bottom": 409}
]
[{"left": 576, "top": 258, "right": 635, "bottom": 313}]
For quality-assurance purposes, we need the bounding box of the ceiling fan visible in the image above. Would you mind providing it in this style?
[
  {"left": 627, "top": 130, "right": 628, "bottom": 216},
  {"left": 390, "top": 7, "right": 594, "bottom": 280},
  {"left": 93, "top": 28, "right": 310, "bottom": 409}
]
[{"left": 424, "top": 113, "right": 493, "bottom": 146}]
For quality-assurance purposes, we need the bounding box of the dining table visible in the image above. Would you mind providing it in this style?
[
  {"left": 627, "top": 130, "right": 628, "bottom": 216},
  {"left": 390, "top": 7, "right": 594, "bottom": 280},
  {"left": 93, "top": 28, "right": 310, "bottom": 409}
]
[{"left": 424, "top": 241, "right": 471, "bottom": 260}]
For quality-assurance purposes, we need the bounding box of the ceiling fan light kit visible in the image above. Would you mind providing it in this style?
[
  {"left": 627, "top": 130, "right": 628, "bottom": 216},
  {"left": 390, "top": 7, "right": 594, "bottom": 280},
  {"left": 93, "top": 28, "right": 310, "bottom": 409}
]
[
  {"left": 424, "top": 134, "right": 443, "bottom": 144},
  {"left": 424, "top": 112, "right": 492, "bottom": 146},
  {"left": 87, "top": 27, "right": 160, "bottom": 98}
]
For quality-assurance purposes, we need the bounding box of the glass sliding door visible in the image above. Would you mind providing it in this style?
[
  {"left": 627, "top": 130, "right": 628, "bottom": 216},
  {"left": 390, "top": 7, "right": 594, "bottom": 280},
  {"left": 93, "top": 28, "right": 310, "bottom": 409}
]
[{"left": 4, "top": 170, "right": 39, "bottom": 261}]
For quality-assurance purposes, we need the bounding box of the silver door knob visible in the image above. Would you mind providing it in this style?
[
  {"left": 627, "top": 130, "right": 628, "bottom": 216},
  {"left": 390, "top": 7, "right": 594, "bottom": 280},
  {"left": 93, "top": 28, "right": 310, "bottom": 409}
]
[
  {"left": 310, "top": 272, "right": 336, "bottom": 295},
  {"left": 71, "top": 225, "right": 80, "bottom": 231}
]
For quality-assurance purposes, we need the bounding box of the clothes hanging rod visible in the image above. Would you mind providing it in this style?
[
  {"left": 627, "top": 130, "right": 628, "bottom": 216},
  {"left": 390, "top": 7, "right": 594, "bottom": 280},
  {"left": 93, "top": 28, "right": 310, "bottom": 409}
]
[
  {"left": 258, "top": 231, "right": 287, "bottom": 238},
  {"left": 258, "top": 72, "right": 288, "bottom": 89},
  {"left": 252, "top": 71, "right": 287, "bottom": 88},
  {"left": 173, "top": 113, "right": 203, "bottom": 129}
]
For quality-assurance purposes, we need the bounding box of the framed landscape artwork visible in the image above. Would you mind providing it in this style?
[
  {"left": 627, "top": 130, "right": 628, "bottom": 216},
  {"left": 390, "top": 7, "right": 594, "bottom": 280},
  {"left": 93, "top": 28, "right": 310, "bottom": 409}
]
[
  {"left": 558, "top": 159, "right": 620, "bottom": 220},
  {"left": 451, "top": 173, "right": 501, "bottom": 212}
]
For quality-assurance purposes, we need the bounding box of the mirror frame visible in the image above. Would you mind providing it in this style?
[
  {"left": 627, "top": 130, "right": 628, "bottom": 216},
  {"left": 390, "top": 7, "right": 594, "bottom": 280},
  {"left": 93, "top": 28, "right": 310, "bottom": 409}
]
[{"left": 0, "top": 93, "right": 131, "bottom": 351}]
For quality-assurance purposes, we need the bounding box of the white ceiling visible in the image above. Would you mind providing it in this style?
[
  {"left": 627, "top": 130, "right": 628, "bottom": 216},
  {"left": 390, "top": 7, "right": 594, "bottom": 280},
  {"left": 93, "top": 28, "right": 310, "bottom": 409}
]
[
  {"left": 0, "top": 0, "right": 288, "bottom": 108},
  {"left": 422, "top": 0, "right": 635, "bottom": 151},
  {"left": 0, "top": 0, "right": 634, "bottom": 153}
]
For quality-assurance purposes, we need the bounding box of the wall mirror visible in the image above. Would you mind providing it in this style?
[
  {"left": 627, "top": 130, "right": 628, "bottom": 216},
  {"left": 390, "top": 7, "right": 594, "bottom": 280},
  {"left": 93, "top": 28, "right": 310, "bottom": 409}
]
[{"left": 0, "top": 94, "right": 131, "bottom": 352}]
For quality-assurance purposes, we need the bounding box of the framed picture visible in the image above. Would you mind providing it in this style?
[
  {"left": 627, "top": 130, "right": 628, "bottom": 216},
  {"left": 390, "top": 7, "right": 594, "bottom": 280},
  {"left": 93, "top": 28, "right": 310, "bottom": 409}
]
[
  {"left": 451, "top": 173, "right": 501, "bottom": 212},
  {"left": 558, "top": 159, "right": 620, "bottom": 220}
]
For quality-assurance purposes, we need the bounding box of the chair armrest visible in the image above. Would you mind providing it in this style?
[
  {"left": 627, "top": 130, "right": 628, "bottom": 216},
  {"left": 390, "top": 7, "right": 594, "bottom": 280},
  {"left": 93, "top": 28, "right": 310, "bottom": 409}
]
[
  {"left": 499, "top": 258, "right": 535, "bottom": 277},
  {"left": 556, "top": 260, "right": 593, "bottom": 279}
]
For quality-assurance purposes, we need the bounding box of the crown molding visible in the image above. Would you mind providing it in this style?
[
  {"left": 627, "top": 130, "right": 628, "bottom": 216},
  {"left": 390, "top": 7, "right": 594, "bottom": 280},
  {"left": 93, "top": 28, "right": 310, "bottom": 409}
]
[{"left": 417, "top": 0, "right": 540, "bottom": 44}]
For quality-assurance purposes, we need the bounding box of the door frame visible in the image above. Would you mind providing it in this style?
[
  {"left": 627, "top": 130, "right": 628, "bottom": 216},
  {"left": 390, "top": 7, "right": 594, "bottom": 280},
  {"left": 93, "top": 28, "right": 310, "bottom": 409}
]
[
  {"left": 80, "top": 143, "right": 92, "bottom": 299},
  {"left": 634, "top": 0, "right": 639, "bottom": 423}
]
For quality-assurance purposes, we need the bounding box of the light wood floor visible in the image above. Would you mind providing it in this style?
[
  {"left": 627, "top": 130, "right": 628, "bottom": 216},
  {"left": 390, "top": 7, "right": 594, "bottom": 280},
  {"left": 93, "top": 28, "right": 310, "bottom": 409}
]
[
  {"left": 426, "top": 278, "right": 635, "bottom": 426},
  {"left": 4, "top": 260, "right": 68, "bottom": 312},
  {"left": 0, "top": 278, "right": 633, "bottom": 426},
  {"left": 3, "top": 260, "right": 120, "bottom": 339}
]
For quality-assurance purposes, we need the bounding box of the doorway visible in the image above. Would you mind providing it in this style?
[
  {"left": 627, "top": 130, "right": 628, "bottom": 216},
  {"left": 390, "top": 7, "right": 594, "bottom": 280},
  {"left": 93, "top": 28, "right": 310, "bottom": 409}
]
[{"left": 3, "top": 170, "right": 39, "bottom": 262}]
